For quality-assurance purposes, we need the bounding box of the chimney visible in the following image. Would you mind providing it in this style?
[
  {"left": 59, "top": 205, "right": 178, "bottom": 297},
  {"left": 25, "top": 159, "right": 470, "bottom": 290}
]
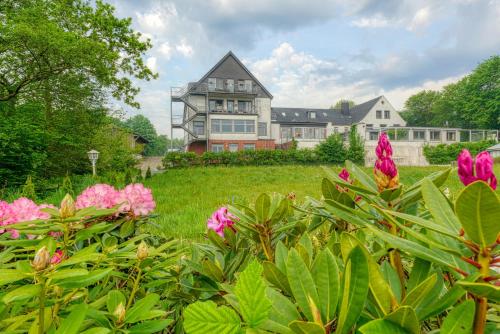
[{"left": 341, "top": 101, "right": 350, "bottom": 116}]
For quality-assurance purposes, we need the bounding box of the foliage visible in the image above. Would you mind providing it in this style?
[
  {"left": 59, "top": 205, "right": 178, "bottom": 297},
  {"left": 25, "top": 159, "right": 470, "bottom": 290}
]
[
  {"left": 20, "top": 176, "right": 37, "bottom": 200},
  {"left": 423, "top": 140, "right": 494, "bottom": 164},
  {"left": 145, "top": 167, "right": 152, "bottom": 179},
  {"left": 401, "top": 56, "right": 500, "bottom": 129},
  {"left": 331, "top": 100, "right": 356, "bottom": 109},
  {"left": 346, "top": 125, "right": 365, "bottom": 165},
  {"left": 317, "top": 134, "right": 347, "bottom": 164}
]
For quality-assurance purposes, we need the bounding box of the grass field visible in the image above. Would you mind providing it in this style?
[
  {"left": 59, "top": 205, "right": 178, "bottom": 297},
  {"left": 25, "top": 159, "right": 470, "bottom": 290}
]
[{"left": 144, "top": 164, "right": 500, "bottom": 240}]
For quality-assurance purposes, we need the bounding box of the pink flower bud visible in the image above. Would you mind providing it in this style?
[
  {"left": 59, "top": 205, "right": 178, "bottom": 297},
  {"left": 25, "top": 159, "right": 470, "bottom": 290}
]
[
  {"left": 373, "top": 134, "right": 399, "bottom": 192},
  {"left": 375, "top": 133, "right": 393, "bottom": 159},
  {"left": 338, "top": 168, "right": 350, "bottom": 182},
  {"left": 457, "top": 150, "right": 497, "bottom": 190},
  {"left": 50, "top": 249, "right": 64, "bottom": 265},
  {"left": 207, "top": 207, "right": 237, "bottom": 237}
]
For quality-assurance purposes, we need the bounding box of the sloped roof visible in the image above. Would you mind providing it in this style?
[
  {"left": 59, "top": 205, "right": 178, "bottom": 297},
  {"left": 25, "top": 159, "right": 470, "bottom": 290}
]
[
  {"left": 349, "top": 96, "right": 382, "bottom": 123},
  {"left": 271, "top": 107, "right": 352, "bottom": 125},
  {"left": 198, "top": 51, "right": 273, "bottom": 98}
]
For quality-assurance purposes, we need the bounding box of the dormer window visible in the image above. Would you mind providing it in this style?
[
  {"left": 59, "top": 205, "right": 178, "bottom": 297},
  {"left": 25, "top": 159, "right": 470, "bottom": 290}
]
[
  {"left": 323, "top": 112, "right": 327, "bottom": 117},
  {"left": 309, "top": 111, "right": 316, "bottom": 119},
  {"left": 281, "top": 112, "right": 286, "bottom": 116},
  {"left": 295, "top": 112, "right": 299, "bottom": 117}
]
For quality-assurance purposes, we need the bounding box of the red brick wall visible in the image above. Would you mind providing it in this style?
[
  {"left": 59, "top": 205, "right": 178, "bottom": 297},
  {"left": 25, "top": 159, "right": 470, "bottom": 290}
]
[
  {"left": 187, "top": 141, "right": 207, "bottom": 155},
  {"left": 208, "top": 139, "right": 276, "bottom": 152}
]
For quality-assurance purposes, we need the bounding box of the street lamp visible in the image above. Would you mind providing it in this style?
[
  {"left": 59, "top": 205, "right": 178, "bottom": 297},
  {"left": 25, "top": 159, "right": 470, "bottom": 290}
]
[{"left": 87, "top": 150, "right": 99, "bottom": 176}]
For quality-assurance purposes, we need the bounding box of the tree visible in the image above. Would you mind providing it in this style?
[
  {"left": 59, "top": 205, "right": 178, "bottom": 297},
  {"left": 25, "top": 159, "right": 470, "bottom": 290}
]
[
  {"left": 0, "top": 0, "right": 156, "bottom": 108},
  {"left": 125, "top": 115, "right": 158, "bottom": 143},
  {"left": 317, "top": 134, "right": 346, "bottom": 164},
  {"left": 346, "top": 125, "right": 365, "bottom": 165},
  {"left": 400, "top": 90, "right": 442, "bottom": 126},
  {"left": 331, "top": 100, "right": 356, "bottom": 109}
]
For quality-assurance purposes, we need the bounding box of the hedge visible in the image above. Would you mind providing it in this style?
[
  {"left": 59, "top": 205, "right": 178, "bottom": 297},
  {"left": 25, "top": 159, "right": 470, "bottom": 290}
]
[{"left": 423, "top": 140, "right": 495, "bottom": 164}]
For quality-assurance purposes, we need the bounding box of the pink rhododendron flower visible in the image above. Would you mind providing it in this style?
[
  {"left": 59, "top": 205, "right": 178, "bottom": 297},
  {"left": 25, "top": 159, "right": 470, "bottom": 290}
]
[
  {"left": 50, "top": 249, "right": 64, "bottom": 265},
  {"left": 374, "top": 133, "right": 399, "bottom": 192},
  {"left": 0, "top": 201, "right": 15, "bottom": 234},
  {"left": 10, "top": 198, "right": 43, "bottom": 222},
  {"left": 458, "top": 150, "right": 497, "bottom": 190},
  {"left": 207, "top": 207, "right": 237, "bottom": 237},
  {"left": 339, "top": 168, "right": 351, "bottom": 182},
  {"left": 76, "top": 184, "right": 120, "bottom": 209},
  {"left": 118, "top": 184, "right": 156, "bottom": 216}
]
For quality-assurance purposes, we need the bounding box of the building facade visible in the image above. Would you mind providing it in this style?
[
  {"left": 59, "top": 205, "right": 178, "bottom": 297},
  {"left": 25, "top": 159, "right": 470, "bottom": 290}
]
[{"left": 171, "top": 51, "right": 406, "bottom": 153}]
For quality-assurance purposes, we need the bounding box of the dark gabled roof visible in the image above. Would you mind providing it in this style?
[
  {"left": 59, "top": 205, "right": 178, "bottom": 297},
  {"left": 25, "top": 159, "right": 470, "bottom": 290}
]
[
  {"left": 271, "top": 107, "right": 352, "bottom": 125},
  {"left": 350, "top": 96, "right": 382, "bottom": 122},
  {"left": 197, "top": 51, "right": 273, "bottom": 99},
  {"left": 271, "top": 96, "right": 384, "bottom": 125}
]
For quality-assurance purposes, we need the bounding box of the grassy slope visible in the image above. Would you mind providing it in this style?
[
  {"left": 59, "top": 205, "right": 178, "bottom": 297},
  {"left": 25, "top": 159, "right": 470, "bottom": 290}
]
[{"left": 144, "top": 165, "right": 500, "bottom": 240}]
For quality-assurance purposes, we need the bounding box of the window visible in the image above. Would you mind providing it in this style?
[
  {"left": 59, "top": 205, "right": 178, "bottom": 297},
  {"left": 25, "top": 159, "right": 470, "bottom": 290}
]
[
  {"left": 221, "top": 120, "right": 232, "bottom": 133},
  {"left": 216, "top": 78, "right": 224, "bottom": 90},
  {"left": 309, "top": 111, "right": 316, "bottom": 119},
  {"left": 244, "top": 80, "right": 253, "bottom": 93},
  {"left": 211, "top": 144, "right": 224, "bottom": 152},
  {"left": 226, "top": 79, "right": 234, "bottom": 93},
  {"left": 243, "top": 144, "right": 256, "bottom": 150},
  {"left": 238, "top": 101, "right": 252, "bottom": 113},
  {"left": 237, "top": 80, "right": 245, "bottom": 91},
  {"left": 193, "top": 121, "right": 204, "bottom": 136},
  {"left": 281, "top": 127, "right": 292, "bottom": 139},
  {"left": 446, "top": 131, "right": 456, "bottom": 141},
  {"left": 208, "top": 78, "right": 216, "bottom": 91},
  {"left": 384, "top": 110, "right": 390, "bottom": 119},
  {"left": 430, "top": 131, "right": 441, "bottom": 141},
  {"left": 228, "top": 143, "right": 238, "bottom": 152},
  {"left": 210, "top": 119, "right": 255, "bottom": 133},
  {"left": 209, "top": 99, "right": 223, "bottom": 112},
  {"left": 227, "top": 100, "right": 234, "bottom": 113},
  {"left": 380, "top": 124, "right": 387, "bottom": 128},
  {"left": 376, "top": 110, "right": 382, "bottom": 119},
  {"left": 258, "top": 122, "right": 267, "bottom": 136},
  {"left": 413, "top": 130, "right": 425, "bottom": 140},
  {"left": 369, "top": 132, "right": 379, "bottom": 141},
  {"left": 294, "top": 128, "right": 303, "bottom": 138}
]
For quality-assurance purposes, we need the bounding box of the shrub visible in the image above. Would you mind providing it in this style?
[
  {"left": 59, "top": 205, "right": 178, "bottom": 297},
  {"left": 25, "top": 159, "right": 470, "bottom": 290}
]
[
  {"left": 346, "top": 125, "right": 365, "bottom": 165},
  {"left": 423, "top": 140, "right": 494, "bottom": 164},
  {"left": 20, "top": 175, "right": 37, "bottom": 200},
  {"left": 317, "top": 133, "right": 347, "bottom": 164},
  {"left": 145, "top": 166, "right": 152, "bottom": 179}
]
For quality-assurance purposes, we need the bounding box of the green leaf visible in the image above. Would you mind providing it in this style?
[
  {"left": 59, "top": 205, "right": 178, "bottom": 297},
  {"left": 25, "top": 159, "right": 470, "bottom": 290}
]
[
  {"left": 2, "top": 284, "right": 41, "bottom": 304},
  {"left": 80, "top": 328, "right": 111, "bottom": 334},
  {"left": 419, "top": 284, "right": 466, "bottom": 320},
  {"left": 183, "top": 301, "right": 241, "bottom": 334},
  {"left": 402, "top": 274, "right": 438, "bottom": 319},
  {"left": 106, "top": 290, "right": 126, "bottom": 314},
  {"left": 48, "top": 268, "right": 89, "bottom": 280},
  {"left": 358, "top": 319, "right": 409, "bottom": 334},
  {"left": 322, "top": 178, "right": 340, "bottom": 200},
  {"left": 346, "top": 160, "right": 379, "bottom": 193},
  {"left": 55, "top": 303, "right": 88, "bottom": 334},
  {"left": 288, "top": 321, "right": 324, "bottom": 334},
  {"left": 120, "top": 220, "right": 135, "bottom": 238},
  {"left": 0, "top": 269, "right": 27, "bottom": 286},
  {"left": 421, "top": 178, "right": 461, "bottom": 233},
  {"left": 234, "top": 260, "right": 272, "bottom": 328},
  {"left": 406, "top": 258, "right": 431, "bottom": 293},
  {"left": 125, "top": 293, "right": 160, "bottom": 324},
  {"left": 384, "top": 306, "right": 419, "bottom": 334},
  {"left": 311, "top": 248, "right": 340, "bottom": 323},
  {"left": 255, "top": 193, "right": 271, "bottom": 224},
  {"left": 265, "top": 288, "right": 300, "bottom": 326},
  {"left": 128, "top": 319, "right": 173, "bottom": 334},
  {"left": 455, "top": 181, "right": 500, "bottom": 248},
  {"left": 263, "top": 261, "right": 291, "bottom": 294},
  {"left": 286, "top": 248, "right": 319, "bottom": 322},
  {"left": 441, "top": 300, "right": 475, "bottom": 334},
  {"left": 56, "top": 268, "right": 112, "bottom": 288},
  {"left": 336, "top": 246, "right": 370, "bottom": 334},
  {"left": 456, "top": 281, "right": 500, "bottom": 302},
  {"left": 202, "top": 259, "right": 224, "bottom": 282}
]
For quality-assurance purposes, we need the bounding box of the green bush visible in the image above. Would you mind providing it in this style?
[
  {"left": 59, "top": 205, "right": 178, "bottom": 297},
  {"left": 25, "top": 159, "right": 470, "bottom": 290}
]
[
  {"left": 423, "top": 140, "right": 494, "bottom": 164},
  {"left": 346, "top": 125, "right": 365, "bottom": 165},
  {"left": 317, "top": 134, "right": 347, "bottom": 164}
]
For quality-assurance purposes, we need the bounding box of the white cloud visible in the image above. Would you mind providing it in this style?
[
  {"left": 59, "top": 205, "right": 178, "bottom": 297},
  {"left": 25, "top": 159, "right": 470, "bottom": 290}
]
[
  {"left": 408, "top": 7, "right": 431, "bottom": 31},
  {"left": 146, "top": 57, "right": 157, "bottom": 73},
  {"left": 351, "top": 16, "right": 390, "bottom": 28},
  {"left": 175, "top": 40, "right": 194, "bottom": 57},
  {"left": 158, "top": 42, "right": 173, "bottom": 60}
]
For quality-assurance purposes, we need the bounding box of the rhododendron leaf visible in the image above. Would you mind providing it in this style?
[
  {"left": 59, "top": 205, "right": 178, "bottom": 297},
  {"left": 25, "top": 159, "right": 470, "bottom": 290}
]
[
  {"left": 125, "top": 293, "right": 160, "bottom": 324},
  {"left": 0, "top": 269, "right": 27, "bottom": 286},
  {"left": 234, "top": 260, "right": 271, "bottom": 328},
  {"left": 358, "top": 319, "right": 409, "bottom": 334},
  {"left": 440, "top": 300, "right": 475, "bottom": 334},
  {"left": 407, "top": 258, "right": 431, "bottom": 293},
  {"left": 401, "top": 274, "right": 437, "bottom": 318},
  {"left": 421, "top": 178, "right": 461, "bottom": 233},
  {"left": 275, "top": 241, "right": 288, "bottom": 274},
  {"left": 265, "top": 287, "right": 300, "bottom": 326},
  {"left": 321, "top": 178, "right": 340, "bottom": 200},
  {"left": 201, "top": 259, "right": 224, "bottom": 282},
  {"left": 128, "top": 319, "right": 173, "bottom": 334},
  {"left": 78, "top": 328, "right": 111, "bottom": 334},
  {"left": 311, "top": 248, "right": 340, "bottom": 323},
  {"left": 207, "top": 229, "right": 227, "bottom": 250},
  {"left": 418, "top": 284, "right": 466, "bottom": 320},
  {"left": 286, "top": 248, "right": 319, "bottom": 321},
  {"left": 58, "top": 244, "right": 101, "bottom": 267},
  {"left": 455, "top": 181, "right": 500, "bottom": 249},
  {"left": 288, "top": 321, "right": 324, "bottom": 334},
  {"left": 379, "top": 186, "right": 403, "bottom": 203},
  {"left": 456, "top": 281, "right": 500, "bottom": 302},
  {"left": 270, "top": 197, "right": 289, "bottom": 225},
  {"left": 255, "top": 193, "right": 271, "bottom": 224},
  {"left": 184, "top": 301, "right": 241, "bottom": 334},
  {"left": 384, "top": 306, "right": 419, "bottom": 334},
  {"left": 385, "top": 210, "right": 459, "bottom": 239},
  {"left": 263, "top": 261, "right": 291, "bottom": 295},
  {"left": 106, "top": 290, "right": 126, "bottom": 314},
  {"left": 336, "top": 246, "right": 370, "bottom": 334},
  {"left": 48, "top": 269, "right": 89, "bottom": 280},
  {"left": 346, "top": 160, "right": 379, "bottom": 192},
  {"left": 119, "top": 220, "right": 135, "bottom": 238},
  {"left": 2, "top": 284, "right": 41, "bottom": 304},
  {"left": 0, "top": 239, "right": 40, "bottom": 247},
  {"left": 322, "top": 167, "right": 377, "bottom": 196},
  {"left": 56, "top": 268, "right": 112, "bottom": 288},
  {"left": 55, "top": 303, "right": 88, "bottom": 334}
]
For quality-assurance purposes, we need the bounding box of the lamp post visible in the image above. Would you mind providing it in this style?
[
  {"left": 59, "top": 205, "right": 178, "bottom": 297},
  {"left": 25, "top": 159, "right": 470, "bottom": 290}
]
[{"left": 87, "top": 150, "right": 99, "bottom": 176}]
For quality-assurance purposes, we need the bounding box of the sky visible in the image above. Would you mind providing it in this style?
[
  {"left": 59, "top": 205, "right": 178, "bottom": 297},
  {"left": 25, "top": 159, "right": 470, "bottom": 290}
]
[{"left": 107, "top": 0, "right": 500, "bottom": 136}]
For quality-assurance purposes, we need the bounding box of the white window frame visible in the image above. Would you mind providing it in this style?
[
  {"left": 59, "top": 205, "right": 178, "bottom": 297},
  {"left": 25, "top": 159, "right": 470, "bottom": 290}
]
[
  {"left": 228, "top": 143, "right": 238, "bottom": 152},
  {"left": 376, "top": 110, "right": 382, "bottom": 119},
  {"left": 211, "top": 144, "right": 224, "bottom": 152},
  {"left": 258, "top": 122, "right": 267, "bottom": 136},
  {"left": 243, "top": 143, "right": 256, "bottom": 150},
  {"left": 384, "top": 110, "right": 390, "bottom": 119}
]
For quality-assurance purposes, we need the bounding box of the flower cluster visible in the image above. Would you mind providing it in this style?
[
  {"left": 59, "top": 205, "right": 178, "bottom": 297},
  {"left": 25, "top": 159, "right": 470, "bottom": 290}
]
[
  {"left": 373, "top": 133, "right": 399, "bottom": 192},
  {"left": 207, "top": 207, "right": 237, "bottom": 237},
  {"left": 76, "top": 183, "right": 156, "bottom": 216},
  {"left": 457, "top": 150, "right": 497, "bottom": 190},
  {"left": 0, "top": 198, "right": 52, "bottom": 239}
]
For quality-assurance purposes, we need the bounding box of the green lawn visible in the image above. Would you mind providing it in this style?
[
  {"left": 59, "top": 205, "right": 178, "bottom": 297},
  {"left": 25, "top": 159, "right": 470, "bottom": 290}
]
[{"left": 144, "top": 165, "right": 499, "bottom": 240}]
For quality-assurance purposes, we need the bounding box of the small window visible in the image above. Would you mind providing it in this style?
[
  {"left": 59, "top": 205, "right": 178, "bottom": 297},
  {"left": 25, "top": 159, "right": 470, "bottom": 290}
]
[
  {"left": 446, "top": 131, "right": 456, "bottom": 141},
  {"left": 323, "top": 112, "right": 327, "bottom": 116},
  {"left": 369, "top": 132, "right": 379, "bottom": 140},
  {"left": 234, "top": 120, "right": 245, "bottom": 132},
  {"left": 258, "top": 122, "right": 267, "bottom": 136},
  {"left": 380, "top": 124, "right": 387, "bottom": 128},
  {"left": 237, "top": 80, "right": 245, "bottom": 91},
  {"left": 237, "top": 101, "right": 252, "bottom": 113},
  {"left": 294, "top": 128, "right": 303, "bottom": 138},
  {"left": 208, "top": 78, "right": 216, "bottom": 91},
  {"left": 281, "top": 112, "right": 286, "bottom": 116},
  {"left": 294, "top": 112, "right": 299, "bottom": 117},
  {"left": 243, "top": 143, "right": 256, "bottom": 150},
  {"left": 211, "top": 119, "right": 221, "bottom": 133},
  {"left": 216, "top": 78, "right": 224, "bottom": 90},
  {"left": 430, "top": 131, "right": 441, "bottom": 141},
  {"left": 226, "top": 79, "right": 234, "bottom": 93},
  {"left": 309, "top": 111, "right": 316, "bottom": 119},
  {"left": 413, "top": 130, "right": 425, "bottom": 140},
  {"left": 381, "top": 100, "right": 385, "bottom": 104},
  {"left": 209, "top": 99, "right": 223, "bottom": 112},
  {"left": 227, "top": 100, "right": 234, "bottom": 113},
  {"left": 384, "top": 110, "right": 390, "bottom": 119},
  {"left": 211, "top": 144, "right": 224, "bottom": 152},
  {"left": 376, "top": 110, "right": 382, "bottom": 119},
  {"left": 244, "top": 80, "right": 253, "bottom": 93},
  {"left": 228, "top": 143, "right": 238, "bottom": 152},
  {"left": 366, "top": 124, "right": 374, "bottom": 128},
  {"left": 221, "top": 120, "right": 232, "bottom": 133},
  {"left": 245, "top": 120, "right": 255, "bottom": 133},
  {"left": 193, "top": 121, "right": 204, "bottom": 135}
]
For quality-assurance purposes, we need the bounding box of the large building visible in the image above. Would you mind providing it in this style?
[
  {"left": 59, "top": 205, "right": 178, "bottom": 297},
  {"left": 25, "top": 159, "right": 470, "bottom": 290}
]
[{"left": 171, "top": 51, "right": 406, "bottom": 153}]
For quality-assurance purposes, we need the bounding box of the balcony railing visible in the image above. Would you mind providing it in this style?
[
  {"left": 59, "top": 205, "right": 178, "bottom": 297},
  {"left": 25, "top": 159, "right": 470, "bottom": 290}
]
[{"left": 208, "top": 85, "right": 258, "bottom": 94}]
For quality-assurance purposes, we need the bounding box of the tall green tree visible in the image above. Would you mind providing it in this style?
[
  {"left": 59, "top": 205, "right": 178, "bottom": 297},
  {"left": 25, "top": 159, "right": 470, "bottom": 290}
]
[
  {"left": 125, "top": 115, "right": 158, "bottom": 143},
  {"left": 400, "top": 90, "right": 442, "bottom": 126},
  {"left": 331, "top": 100, "right": 356, "bottom": 109}
]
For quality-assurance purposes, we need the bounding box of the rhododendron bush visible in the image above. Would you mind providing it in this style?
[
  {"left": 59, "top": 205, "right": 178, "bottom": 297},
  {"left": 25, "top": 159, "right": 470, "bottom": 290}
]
[{"left": 1, "top": 136, "right": 499, "bottom": 334}]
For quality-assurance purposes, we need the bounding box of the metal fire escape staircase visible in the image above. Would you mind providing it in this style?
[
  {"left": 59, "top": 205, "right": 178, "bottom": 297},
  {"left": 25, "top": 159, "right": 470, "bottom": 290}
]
[{"left": 171, "top": 84, "right": 207, "bottom": 145}]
